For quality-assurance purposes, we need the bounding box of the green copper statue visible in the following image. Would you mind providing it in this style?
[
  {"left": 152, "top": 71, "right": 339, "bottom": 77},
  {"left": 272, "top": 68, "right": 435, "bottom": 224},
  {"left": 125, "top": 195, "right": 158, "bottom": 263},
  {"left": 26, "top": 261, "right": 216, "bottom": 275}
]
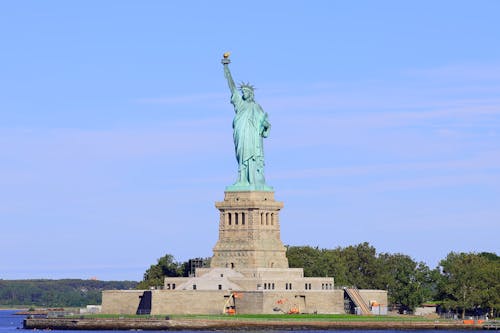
[{"left": 222, "top": 53, "right": 273, "bottom": 191}]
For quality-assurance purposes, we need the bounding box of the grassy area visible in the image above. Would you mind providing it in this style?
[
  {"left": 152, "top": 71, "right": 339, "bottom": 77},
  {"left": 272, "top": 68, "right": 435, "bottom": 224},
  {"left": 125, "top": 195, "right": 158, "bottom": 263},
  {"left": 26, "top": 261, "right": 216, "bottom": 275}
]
[
  {"left": 173, "top": 314, "right": 438, "bottom": 322},
  {"left": 76, "top": 313, "right": 440, "bottom": 322}
]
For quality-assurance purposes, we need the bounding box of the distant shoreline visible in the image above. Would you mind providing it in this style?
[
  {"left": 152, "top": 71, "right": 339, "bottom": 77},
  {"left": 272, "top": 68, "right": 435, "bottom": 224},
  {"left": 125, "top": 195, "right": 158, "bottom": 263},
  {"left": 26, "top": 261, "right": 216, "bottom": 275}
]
[{"left": 24, "top": 317, "right": 484, "bottom": 330}]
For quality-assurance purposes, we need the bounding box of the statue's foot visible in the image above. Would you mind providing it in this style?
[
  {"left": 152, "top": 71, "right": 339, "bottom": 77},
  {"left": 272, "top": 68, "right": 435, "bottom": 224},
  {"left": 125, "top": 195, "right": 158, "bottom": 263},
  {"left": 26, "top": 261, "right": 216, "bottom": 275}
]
[
  {"left": 233, "top": 181, "right": 250, "bottom": 186},
  {"left": 226, "top": 182, "right": 274, "bottom": 192}
]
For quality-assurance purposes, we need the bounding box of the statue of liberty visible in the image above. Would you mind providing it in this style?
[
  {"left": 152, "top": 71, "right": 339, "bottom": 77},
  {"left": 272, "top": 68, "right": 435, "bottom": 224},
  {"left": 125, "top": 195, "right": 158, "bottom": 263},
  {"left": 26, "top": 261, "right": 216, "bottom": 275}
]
[{"left": 222, "top": 53, "right": 273, "bottom": 191}]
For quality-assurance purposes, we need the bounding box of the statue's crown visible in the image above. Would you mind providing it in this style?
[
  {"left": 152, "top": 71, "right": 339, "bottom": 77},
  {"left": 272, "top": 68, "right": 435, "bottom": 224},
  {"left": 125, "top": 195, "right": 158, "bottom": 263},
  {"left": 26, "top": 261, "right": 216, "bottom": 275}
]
[{"left": 239, "top": 82, "right": 255, "bottom": 91}]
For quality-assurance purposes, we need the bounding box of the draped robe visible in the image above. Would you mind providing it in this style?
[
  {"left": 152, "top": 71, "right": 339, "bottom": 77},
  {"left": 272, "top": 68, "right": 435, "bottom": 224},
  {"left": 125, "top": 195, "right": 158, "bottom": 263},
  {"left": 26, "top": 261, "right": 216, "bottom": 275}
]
[{"left": 231, "top": 91, "right": 269, "bottom": 173}]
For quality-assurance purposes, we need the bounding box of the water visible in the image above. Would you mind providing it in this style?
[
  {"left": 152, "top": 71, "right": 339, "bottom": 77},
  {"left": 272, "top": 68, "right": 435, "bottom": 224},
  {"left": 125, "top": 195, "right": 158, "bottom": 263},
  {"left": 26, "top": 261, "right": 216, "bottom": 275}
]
[
  {"left": 0, "top": 309, "right": 473, "bottom": 333},
  {"left": 0, "top": 310, "right": 24, "bottom": 331}
]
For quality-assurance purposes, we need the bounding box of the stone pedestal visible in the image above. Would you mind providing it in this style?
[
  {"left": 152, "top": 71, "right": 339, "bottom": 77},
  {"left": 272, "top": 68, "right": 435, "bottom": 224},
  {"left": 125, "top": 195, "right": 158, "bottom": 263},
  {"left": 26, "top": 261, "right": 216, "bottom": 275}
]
[{"left": 211, "top": 191, "right": 289, "bottom": 269}]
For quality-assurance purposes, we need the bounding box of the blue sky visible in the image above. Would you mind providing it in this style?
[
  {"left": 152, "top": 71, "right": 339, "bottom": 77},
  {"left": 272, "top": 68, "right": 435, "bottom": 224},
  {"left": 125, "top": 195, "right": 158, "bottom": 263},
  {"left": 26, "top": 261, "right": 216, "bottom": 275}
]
[{"left": 1, "top": 1, "right": 499, "bottom": 281}]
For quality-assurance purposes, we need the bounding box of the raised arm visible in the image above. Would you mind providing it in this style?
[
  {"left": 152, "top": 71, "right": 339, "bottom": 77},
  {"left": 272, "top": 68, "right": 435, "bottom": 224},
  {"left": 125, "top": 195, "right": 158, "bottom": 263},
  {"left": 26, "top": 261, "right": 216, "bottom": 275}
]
[
  {"left": 221, "top": 53, "right": 238, "bottom": 95},
  {"left": 223, "top": 63, "right": 238, "bottom": 95}
]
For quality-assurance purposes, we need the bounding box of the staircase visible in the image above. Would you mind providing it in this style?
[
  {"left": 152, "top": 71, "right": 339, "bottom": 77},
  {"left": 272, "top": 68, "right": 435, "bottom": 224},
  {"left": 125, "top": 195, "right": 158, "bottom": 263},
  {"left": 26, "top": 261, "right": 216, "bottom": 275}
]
[{"left": 344, "top": 287, "right": 372, "bottom": 315}]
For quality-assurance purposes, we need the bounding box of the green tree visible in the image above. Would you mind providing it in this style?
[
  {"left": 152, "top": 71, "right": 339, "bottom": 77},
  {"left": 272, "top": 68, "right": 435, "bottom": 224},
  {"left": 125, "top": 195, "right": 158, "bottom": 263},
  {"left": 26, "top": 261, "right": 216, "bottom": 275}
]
[
  {"left": 438, "top": 252, "right": 492, "bottom": 318},
  {"left": 136, "top": 254, "right": 183, "bottom": 289},
  {"left": 320, "top": 248, "right": 349, "bottom": 284},
  {"left": 339, "top": 242, "right": 380, "bottom": 289},
  {"left": 478, "top": 252, "right": 500, "bottom": 318},
  {"left": 378, "top": 253, "right": 435, "bottom": 311},
  {"left": 286, "top": 246, "right": 323, "bottom": 277},
  {"left": 0, "top": 279, "right": 137, "bottom": 307},
  {"left": 287, "top": 243, "right": 381, "bottom": 289}
]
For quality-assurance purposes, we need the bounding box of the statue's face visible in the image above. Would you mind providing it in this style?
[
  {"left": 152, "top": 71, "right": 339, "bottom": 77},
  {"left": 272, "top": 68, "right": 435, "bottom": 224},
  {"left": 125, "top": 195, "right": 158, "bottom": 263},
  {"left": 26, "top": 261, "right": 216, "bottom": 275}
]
[{"left": 242, "top": 88, "right": 254, "bottom": 101}]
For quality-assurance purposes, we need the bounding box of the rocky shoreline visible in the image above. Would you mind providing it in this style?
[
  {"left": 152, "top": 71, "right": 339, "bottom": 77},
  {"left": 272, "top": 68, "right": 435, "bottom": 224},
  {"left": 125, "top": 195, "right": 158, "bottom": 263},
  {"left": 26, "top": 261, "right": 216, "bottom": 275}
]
[{"left": 23, "top": 317, "right": 484, "bottom": 330}]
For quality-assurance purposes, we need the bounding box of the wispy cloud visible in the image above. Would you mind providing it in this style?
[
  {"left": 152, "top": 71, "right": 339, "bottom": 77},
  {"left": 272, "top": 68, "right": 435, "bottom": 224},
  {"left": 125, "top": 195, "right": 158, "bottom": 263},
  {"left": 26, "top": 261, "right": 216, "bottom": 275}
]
[
  {"left": 404, "top": 62, "right": 500, "bottom": 81},
  {"left": 1, "top": 118, "right": 230, "bottom": 161},
  {"left": 135, "top": 92, "right": 226, "bottom": 105},
  {"left": 270, "top": 150, "right": 500, "bottom": 180}
]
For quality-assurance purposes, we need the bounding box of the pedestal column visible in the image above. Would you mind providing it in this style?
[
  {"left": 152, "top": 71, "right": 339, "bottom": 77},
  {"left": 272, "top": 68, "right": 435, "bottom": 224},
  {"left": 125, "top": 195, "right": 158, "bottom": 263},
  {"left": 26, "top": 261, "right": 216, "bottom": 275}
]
[{"left": 211, "top": 191, "right": 289, "bottom": 269}]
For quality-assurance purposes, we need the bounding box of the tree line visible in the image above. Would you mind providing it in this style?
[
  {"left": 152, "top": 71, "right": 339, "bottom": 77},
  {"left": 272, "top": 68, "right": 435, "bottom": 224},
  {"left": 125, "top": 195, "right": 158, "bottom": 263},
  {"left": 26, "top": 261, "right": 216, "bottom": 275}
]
[
  {"left": 286, "top": 243, "right": 498, "bottom": 318},
  {"left": 138, "top": 243, "right": 499, "bottom": 317},
  {"left": 0, "top": 279, "right": 137, "bottom": 307},
  {"left": 1, "top": 245, "right": 496, "bottom": 317}
]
